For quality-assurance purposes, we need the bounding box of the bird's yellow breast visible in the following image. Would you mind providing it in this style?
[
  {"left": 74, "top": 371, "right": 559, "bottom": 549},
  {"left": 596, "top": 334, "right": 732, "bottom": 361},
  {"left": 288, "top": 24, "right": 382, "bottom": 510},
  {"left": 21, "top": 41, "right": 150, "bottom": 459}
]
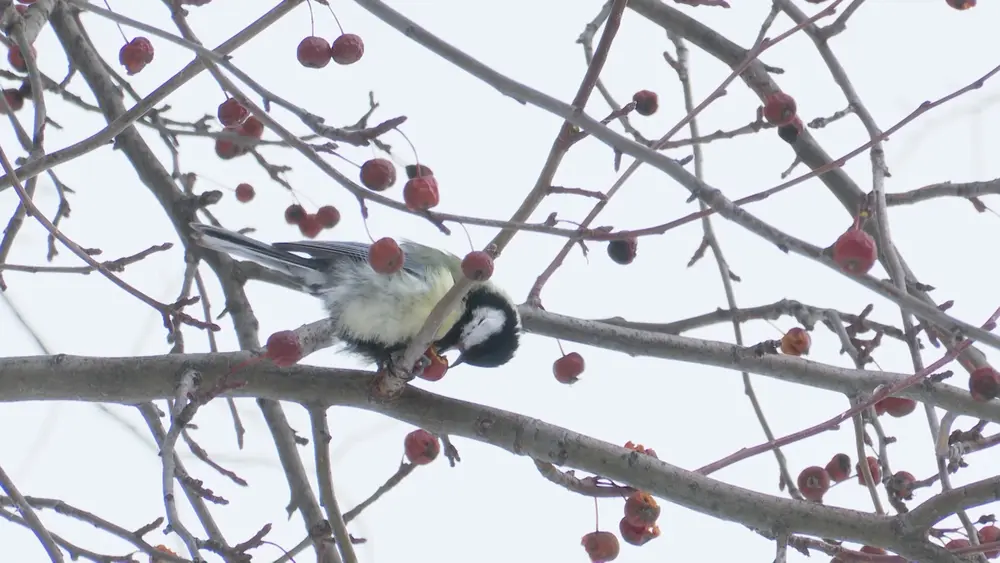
[{"left": 336, "top": 267, "right": 462, "bottom": 345}]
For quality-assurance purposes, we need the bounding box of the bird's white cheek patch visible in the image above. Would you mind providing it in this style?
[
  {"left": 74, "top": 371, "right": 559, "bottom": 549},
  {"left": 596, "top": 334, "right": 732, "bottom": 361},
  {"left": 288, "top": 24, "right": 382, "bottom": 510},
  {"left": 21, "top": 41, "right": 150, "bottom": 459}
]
[{"left": 461, "top": 308, "right": 507, "bottom": 348}]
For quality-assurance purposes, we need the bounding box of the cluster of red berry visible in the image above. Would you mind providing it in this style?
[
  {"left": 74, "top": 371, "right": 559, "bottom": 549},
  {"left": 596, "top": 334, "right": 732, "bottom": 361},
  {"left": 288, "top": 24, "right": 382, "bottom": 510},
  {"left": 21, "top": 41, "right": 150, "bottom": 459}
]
[
  {"left": 297, "top": 34, "right": 365, "bottom": 69},
  {"left": 582, "top": 442, "right": 662, "bottom": 562}
]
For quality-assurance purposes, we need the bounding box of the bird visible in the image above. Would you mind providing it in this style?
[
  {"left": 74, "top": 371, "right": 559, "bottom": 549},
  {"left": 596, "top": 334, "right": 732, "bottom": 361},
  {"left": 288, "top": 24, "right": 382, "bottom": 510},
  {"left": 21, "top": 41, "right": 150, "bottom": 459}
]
[{"left": 188, "top": 223, "right": 521, "bottom": 370}]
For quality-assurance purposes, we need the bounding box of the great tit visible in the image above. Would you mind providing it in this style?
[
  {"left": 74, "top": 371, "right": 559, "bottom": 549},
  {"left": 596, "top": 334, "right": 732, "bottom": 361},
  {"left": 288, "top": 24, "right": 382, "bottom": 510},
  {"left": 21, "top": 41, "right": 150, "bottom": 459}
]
[{"left": 189, "top": 223, "right": 521, "bottom": 369}]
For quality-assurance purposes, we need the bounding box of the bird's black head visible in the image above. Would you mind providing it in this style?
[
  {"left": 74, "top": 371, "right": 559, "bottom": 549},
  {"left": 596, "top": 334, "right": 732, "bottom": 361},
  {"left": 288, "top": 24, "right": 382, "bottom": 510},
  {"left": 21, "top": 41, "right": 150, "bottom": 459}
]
[{"left": 436, "top": 285, "right": 520, "bottom": 368}]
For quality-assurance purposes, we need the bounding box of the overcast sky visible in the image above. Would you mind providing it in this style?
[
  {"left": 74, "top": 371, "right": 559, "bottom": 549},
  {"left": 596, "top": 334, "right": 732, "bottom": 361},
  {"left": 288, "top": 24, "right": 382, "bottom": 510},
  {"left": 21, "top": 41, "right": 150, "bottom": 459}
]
[{"left": 2, "top": 0, "right": 1000, "bottom": 561}]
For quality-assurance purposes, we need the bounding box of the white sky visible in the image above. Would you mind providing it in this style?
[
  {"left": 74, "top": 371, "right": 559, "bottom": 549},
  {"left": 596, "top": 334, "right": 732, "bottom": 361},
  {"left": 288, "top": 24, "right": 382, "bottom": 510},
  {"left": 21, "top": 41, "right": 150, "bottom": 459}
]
[{"left": 2, "top": 0, "right": 1000, "bottom": 562}]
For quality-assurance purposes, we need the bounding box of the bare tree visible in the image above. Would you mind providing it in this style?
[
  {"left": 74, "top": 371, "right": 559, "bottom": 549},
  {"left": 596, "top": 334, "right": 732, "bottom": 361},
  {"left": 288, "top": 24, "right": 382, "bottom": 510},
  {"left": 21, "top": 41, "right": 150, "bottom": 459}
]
[{"left": 1, "top": 0, "right": 999, "bottom": 562}]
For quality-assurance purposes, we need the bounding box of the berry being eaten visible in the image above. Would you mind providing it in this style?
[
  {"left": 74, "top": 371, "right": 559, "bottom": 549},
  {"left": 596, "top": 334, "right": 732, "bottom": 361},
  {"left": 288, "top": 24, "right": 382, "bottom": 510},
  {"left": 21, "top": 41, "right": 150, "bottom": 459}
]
[
  {"left": 777, "top": 116, "right": 804, "bottom": 144},
  {"left": 581, "top": 531, "right": 620, "bottom": 563},
  {"left": 119, "top": 37, "right": 155, "bottom": 75},
  {"left": 403, "top": 428, "right": 440, "bottom": 465},
  {"left": 623, "top": 491, "right": 660, "bottom": 528},
  {"left": 832, "top": 228, "right": 877, "bottom": 275},
  {"left": 461, "top": 251, "right": 494, "bottom": 281},
  {"left": 888, "top": 470, "right": 916, "bottom": 501},
  {"left": 619, "top": 518, "right": 660, "bottom": 547},
  {"left": 607, "top": 237, "right": 637, "bottom": 265},
  {"left": 234, "top": 183, "right": 254, "bottom": 203},
  {"left": 825, "top": 453, "right": 851, "bottom": 482},
  {"left": 264, "top": 330, "right": 302, "bottom": 367},
  {"left": 316, "top": 205, "right": 341, "bottom": 229},
  {"left": 553, "top": 352, "right": 584, "bottom": 384},
  {"left": 296, "top": 36, "right": 332, "bottom": 68},
  {"left": 360, "top": 158, "right": 397, "bottom": 191},
  {"left": 217, "top": 98, "right": 249, "bottom": 127},
  {"left": 796, "top": 466, "right": 831, "bottom": 502},
  {"left": 331, "top": 33, "right": 364, "bottom": 65},
  {"left": 403, "top": 176, "right": 440, "bottom": 211},
  {"left": 762, "top": 91, "right": 797, "bottom": 126},
  {"left": 780, "top": 327, "right": 811, "bottom": 356},
  {"left": 632, "top": 90, "right": 658, "bottom": 116},
  {"left": 368, "top": 237, "right": 404, "bottom": 275},
  {"left": 418, "top": 347, "right": 449, "bottom": 381}
]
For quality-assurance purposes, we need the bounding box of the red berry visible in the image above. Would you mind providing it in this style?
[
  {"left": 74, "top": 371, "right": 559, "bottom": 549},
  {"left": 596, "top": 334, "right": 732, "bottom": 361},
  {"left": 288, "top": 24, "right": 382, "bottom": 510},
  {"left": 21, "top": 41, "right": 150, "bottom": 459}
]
[
  {"left": 796, "top": 466, "right": 831, "bottom": 502},
  {"left": 330, "top": 33, "right": 364, "bottom": 65},
  {"left": 214, "top": 136, "right": 245, "bottom": 160},
  {"left": 780, "top": 327, "right": 811, "bottom": 356},
  {"left": 581, "top": 531, "right": 619, "bottom": 562},
  {"left": 624, "top": 441, "right": 658, "bottom": 458},
  {"left": 860, "top": 546, "right": 887, "bottom": 555},
  {"left": 119, "top": 37, "right": 154, "bottom": 75},
  {"left": 296, "top": 36, "right": 332, "bottom": 69},
  {"left": 832, "top": 228, "right": 877, "bottom": 275},
  {"left": 217, "top": 98, "right": 249, "bottom": 127},
  {"left": 607, "top": 238, "right": 637, "bottom": 265},
  {"left": 979, "top": 525, "right": 1000, "bottom": 558},
  {"left": 403, "top": 176, "right": 440, "bottom": 211},
  {"left": 825, "top": 453, "right": 851, "bottom": 482},
  {"left": 368, "top": 237, "right": 404, "bottom": 275},
  {"left": 284, "top": 204, "right": 306, "bottom": 225},
  {"left": 876, "top": 396, "right": 917, "bottom": 418},
  {"left": 623, "top": 491, "right": 660, "bottom": 528},
  {"left": 969, "top": 366, "right": 1000, "bottom": 401},
  {"left": 946, "top": 0, "right": 975, "bottom": 9},
  {"left": 7, "top": 44, "right": 35, "bottom": 73},
  {"left": 632, "top": 90, "right": 658, "bottom": 116},
  {"left": 619, "top": 518, "right": 660, "bottom": 547},
  {"left": 856, "top": 456, "right": 881, "bottom": 485},
  {"left": 265, "top": 330, "right": 302, "bottom": 367},
  {"left": 945, "top": 538, "right": 971, "bottom": 551},
  {"left": 403, "top": 429, "right": 439, "bottom": 465},
  {"left": 762, "top": 91, "right": 797, "bottom": 126},
  {"left": 360, "top": 158, "right": 397, "bottom": 191},
  {"left": 553, "top": 352, "right": 584, "bottom": 384},
  {"left": 234, "top": 183, "right": 254, "bottom": 203},
  {"left": 298, "top": 214, "right": 323, "bottom": 239},
  {"left": 0, "top": 89, "right": 24, "bottom": 114},
  {"left": 418, "top": 348, "right": 449, "bottom": 382},
  {"left": 316, "top": 205, "right": 340, "bottom": 229},
  {"left": 461, "top": 251, "right": 494, "bottom": 281},
  {"left": 238, "top": 115, "right": 264, "bottom": 139},
  {"left": 888, "top": 470, "right": 916, "bottom": 501}
]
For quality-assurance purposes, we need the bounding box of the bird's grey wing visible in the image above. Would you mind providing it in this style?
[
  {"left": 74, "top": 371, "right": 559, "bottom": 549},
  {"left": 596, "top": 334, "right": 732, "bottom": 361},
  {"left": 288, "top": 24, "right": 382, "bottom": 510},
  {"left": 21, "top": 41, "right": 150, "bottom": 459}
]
[{"left": 271, "top": 240, "right": 426, "bottom": 276}]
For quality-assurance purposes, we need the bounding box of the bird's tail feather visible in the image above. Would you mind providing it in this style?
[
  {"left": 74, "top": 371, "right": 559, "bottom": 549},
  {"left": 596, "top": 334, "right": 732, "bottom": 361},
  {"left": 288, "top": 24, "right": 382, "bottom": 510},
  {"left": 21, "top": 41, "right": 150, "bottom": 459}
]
[{"left": 189, "top": 223, "right": 323, "bottom": 285}]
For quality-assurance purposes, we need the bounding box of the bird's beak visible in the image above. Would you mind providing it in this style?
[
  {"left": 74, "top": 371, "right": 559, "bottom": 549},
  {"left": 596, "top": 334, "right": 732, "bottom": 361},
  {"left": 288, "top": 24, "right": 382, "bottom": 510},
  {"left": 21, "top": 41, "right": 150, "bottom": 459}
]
[{"left": 449, "top": 344, "right": 467, "bottom": 369}]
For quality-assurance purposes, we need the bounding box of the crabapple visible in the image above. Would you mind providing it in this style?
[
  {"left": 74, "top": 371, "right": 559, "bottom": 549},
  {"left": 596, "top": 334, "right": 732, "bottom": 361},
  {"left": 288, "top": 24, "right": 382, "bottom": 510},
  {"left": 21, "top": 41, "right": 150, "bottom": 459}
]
[
  {"left": 832, "top": 228, "right": 877, "bottom": 275},
  {"left": 797, "top": 466, "right": 831, "bottom": 502},
  {"left": 368, "top": 237, "right": 404, "bottom": 274},
  {"left": 553, "top": 352, "right": 584, "bottom": 384},
  {"left": 403, "top": 429, "right": 439, "bottom": 465},
  {"left": 461, "top": 251, "right": 494, "bottom": 281},
  {"left": 265, "top": 330, "right": 302, "bottom": 367}
]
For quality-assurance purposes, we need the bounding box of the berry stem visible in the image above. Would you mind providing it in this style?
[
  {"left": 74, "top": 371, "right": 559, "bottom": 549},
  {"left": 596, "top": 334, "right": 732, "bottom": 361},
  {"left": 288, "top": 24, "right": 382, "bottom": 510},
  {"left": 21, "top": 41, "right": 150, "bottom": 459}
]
[
  {"left": 593, "top": 497, "right": 600, "bottom": 531},
  {"left": 556, "top": 338, "right": 566, "bottom": 356},
  {"left": 326, "top": 150, "right": 363, "bottom": 169},
  {"left": 325, "top": 3, "right": 346, "bottom": 35},
  {"left": 102, "top": 0, "right": 130, "bottom": 43},
  {"left": 394, "top": 127, "right": 421, "bottom": 172},
  {"left": 764, "top": 319, "right": 785, "bottom": 336},
  {"left": 361, "top": 215, "right": 376, "bottom": 244},
  {"left": 305, "top": 0, "right": 316, "bottom": 37},
  {"left": 457, "top": 223, "right": 475, "bottom": 253}
]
